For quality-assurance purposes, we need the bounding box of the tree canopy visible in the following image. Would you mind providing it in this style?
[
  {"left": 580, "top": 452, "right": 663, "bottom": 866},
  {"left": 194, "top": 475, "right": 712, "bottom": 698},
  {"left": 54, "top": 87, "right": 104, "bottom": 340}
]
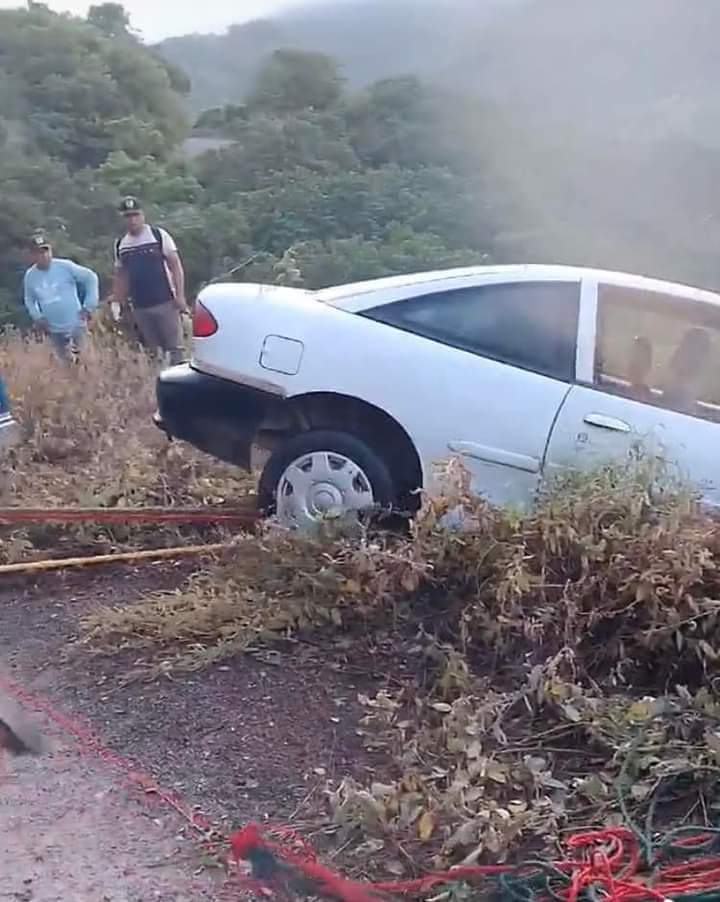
[
  {"left": 0, "top": 8, "right": 498, "bottom": 330},
  {"left": 248, "top": 49, "right": 344, "bottom": 114},
  {"left": 0, "top": 5, "right": 187, "bottom": 169}
]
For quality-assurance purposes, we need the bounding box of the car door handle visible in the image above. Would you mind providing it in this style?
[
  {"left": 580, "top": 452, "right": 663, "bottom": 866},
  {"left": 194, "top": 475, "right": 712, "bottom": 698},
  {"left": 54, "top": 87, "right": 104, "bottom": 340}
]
[
  {"left": 583, "top": 413, "right": 631, "bottom": 433},
  {"left": 447, "top": 441, "right": 540, "bottom": 473}
]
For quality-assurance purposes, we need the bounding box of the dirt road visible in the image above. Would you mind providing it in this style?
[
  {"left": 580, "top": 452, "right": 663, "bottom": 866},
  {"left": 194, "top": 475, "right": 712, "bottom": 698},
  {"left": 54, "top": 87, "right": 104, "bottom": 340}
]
[
  {"left": 0, "top": 564, "right": 390, "bottom": 901},
  {"left": 1, "top": 681, "right": 220, "bottom": 902}
]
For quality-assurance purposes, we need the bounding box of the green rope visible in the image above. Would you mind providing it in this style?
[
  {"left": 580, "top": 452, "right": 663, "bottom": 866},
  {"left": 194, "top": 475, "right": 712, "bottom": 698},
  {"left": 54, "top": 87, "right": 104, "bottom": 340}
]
[
  {"left": 617, "top": 728, "right": 654, "bottom": 865},
  {"left": 483, "top": 732, "right": 720, "bottom": 901},
  {"left": 490, "top": 858, "right": 577, "bottom": 901},
  {"left": 656, "top": 825, "right": 720, "bottom": 860}
]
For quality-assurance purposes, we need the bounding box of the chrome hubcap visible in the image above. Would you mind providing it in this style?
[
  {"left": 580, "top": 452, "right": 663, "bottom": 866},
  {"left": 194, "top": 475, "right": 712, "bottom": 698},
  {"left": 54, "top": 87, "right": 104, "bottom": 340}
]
[{"left": 275, "top": 450, "right": 375, "bottom": 529}]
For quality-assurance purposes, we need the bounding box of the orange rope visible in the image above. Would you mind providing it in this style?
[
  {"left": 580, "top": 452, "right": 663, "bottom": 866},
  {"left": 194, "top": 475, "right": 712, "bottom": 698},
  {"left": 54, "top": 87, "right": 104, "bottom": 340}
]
[{"left": 0, "top": 542, "right": 231, "bottom": 575}]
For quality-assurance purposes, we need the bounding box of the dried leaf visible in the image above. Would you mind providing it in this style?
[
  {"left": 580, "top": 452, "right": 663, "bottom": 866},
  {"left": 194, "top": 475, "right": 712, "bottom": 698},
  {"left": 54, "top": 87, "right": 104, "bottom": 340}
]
[
  {"left": 561, "top": 703, "right": 582, "bottom": 723},
  {"left": 417, "top": 810, "right": 435, "bottom": 842},
  {"left": 485, "top": 762, "right": 508, "bottom": 784},
  {"left": 385, "top": 860, "right": 405, "bottom": 876}
]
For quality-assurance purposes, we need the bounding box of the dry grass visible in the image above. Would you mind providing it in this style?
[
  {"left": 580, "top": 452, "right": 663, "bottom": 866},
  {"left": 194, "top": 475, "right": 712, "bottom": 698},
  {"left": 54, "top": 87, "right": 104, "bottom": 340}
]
[
  {"left": 79, "top": 459, "right": 720, "bottom": 867},
  {"left": 0, "top": 329, "right": 254, "bottom": 561}
]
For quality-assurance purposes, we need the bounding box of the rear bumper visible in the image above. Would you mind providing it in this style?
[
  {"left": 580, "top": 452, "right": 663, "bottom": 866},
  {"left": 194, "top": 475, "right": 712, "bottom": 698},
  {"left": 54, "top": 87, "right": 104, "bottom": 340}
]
[{"left": 155, "top": 364, "right": 278, "bottom": 469}]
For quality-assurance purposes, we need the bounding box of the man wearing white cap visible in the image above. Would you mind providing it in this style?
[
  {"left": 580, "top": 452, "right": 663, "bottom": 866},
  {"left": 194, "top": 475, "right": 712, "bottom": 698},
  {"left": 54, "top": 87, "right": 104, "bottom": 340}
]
[{"left": 112, "top": 196, "right": 187, "bottom": 365}]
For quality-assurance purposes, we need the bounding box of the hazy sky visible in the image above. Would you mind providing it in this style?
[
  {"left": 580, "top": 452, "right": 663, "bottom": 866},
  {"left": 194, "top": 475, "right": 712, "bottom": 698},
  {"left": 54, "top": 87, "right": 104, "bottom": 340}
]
[{"left": 0, "top": 0, "right": 312, "bottom": 40}]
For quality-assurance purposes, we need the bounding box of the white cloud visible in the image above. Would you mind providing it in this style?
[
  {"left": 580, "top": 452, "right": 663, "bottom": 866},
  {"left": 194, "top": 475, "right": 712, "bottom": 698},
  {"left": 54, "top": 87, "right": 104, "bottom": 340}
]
[{"left": 0, "top": 0, "right": 309, "bottom": 41}]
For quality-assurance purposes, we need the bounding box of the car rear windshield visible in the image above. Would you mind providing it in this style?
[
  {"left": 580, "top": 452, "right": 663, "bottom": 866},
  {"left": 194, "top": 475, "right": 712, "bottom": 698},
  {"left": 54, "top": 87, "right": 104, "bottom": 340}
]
[{"left": 363, "top": 280, "right": 580, "bottom": 382}]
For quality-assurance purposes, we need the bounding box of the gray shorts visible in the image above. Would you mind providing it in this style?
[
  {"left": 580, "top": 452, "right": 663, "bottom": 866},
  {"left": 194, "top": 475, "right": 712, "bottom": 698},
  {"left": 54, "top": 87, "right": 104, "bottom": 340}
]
[{"left": 132, "top": 302, "right": 185, "bottom": 366}]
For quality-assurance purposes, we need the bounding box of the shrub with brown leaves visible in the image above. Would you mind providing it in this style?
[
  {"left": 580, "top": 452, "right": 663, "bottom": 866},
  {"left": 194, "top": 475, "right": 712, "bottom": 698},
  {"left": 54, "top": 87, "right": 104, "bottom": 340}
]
[
  {"left": 83, "top": 457, "right": 719, "bottom": 686},
  {"left": 78, "top": 458, "right": 720, "bottom": 868}
]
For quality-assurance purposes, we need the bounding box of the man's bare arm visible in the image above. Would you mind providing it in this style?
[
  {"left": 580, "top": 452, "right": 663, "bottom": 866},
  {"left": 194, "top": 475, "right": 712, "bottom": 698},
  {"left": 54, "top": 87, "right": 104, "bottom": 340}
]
[
  {"left": 112, "top": 267, "right": 129, "bottom": 305},
  {"left": 166, "top": 251, "right": 187, "bottom": 311}
]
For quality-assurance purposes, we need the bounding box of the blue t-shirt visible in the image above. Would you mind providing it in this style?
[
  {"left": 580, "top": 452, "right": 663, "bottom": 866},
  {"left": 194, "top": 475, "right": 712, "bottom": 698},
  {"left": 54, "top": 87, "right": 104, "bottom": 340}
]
[{"left": 23, "top": 258, "right": 99, "bottom": 335}]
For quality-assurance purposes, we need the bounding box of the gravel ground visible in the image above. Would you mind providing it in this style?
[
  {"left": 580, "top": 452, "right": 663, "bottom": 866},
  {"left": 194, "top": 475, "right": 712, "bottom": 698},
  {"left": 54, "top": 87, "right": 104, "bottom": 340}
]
[
  {"left": 0, "top": 709, "right": 219, "bottom": 901},
  {"left": 0, "top": 561, "right": 395, "bottom": 898}
]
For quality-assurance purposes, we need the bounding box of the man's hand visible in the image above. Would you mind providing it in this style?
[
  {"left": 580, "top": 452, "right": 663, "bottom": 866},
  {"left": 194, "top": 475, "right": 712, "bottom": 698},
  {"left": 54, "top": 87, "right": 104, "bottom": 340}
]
[
  {"left": 173, "top": 294, "right": 189, "bottom": 313},
  {"left": 80, "top": 308, "right": 92, "bottom": 323},
  {"left": 35, "top": 317, "right": 49, "bottom": 334}
]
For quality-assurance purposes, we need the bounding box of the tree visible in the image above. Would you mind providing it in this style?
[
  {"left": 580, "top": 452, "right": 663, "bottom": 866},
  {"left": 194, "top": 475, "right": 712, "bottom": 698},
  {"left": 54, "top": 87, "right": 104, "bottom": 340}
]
[
  {"left": 194, "top": 112, "right": 356, "bottom": 195},
  {"left": 278, "top": 229, "right": 482, "bottom": 290},
  {"left": 98, "top": 152, "right": 203, "bottom": 206},
  {"left": 0, "top": 6, "right": 188, "bottom": 167},
  {"left": 248, "top": 49, "right": 343, "bottom": 114},
  {"left": 194, "top": 104, "right": 248, "bottom": 132},
  {"left": 0, "top": 14, "right": 504, "bottom": 331},
  {"left": 87, "top": 3, "right": 131, "bottom": 38},
  {"left": 0, "top": 6, "right": 195, "bottom": 327},
  {"left": 161, "top": 204, "right": 253, "bottom": 291}
]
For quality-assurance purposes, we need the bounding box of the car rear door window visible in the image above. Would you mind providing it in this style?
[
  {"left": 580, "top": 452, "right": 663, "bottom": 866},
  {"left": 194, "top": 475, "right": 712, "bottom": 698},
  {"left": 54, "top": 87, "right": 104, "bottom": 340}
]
[
  {"left": 363, "top": 281, "right": 580, "bottom": 382},
  {"left": 595, "top": 284, "right": 720, "bottom": 423}
]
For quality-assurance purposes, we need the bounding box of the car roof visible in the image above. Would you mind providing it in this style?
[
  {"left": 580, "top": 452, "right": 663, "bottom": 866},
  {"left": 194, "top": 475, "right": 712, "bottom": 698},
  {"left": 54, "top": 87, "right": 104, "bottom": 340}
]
[{"left": 316, "top": 264, "right": 720, "bottom": 312}]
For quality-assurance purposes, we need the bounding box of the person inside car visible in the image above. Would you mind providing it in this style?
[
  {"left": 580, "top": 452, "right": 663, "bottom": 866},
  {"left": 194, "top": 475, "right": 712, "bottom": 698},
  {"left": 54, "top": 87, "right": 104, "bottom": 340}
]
[
  {"left": 23, "top": 233, "right": 99, "bottom": 361},
  {"left": 626, "top": 335, "right": 654, "bottom": 403},
  {"left": 660, "top": 326, "right": 712, "bottom": 415}
]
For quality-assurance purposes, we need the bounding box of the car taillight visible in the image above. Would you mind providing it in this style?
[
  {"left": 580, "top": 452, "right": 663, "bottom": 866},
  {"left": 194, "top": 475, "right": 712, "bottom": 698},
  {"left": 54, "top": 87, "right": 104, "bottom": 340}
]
[{"left": 193, "top": 300, "right": 218, "bottom": 337}]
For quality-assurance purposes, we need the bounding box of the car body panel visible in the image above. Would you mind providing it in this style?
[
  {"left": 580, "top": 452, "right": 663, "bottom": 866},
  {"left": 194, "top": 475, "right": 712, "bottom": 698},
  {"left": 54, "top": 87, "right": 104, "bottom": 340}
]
[
  {"left": 191, "top": 277, "right": 576, "bottom": 506},
  {"left": 154, "top": 364, "right": 279, "bottom": 469},
  {"left": 546, "top": 384, "right": 720, "bottom": 504},
  {"left": 317, "top": 264, "right": 720, "bottom": 313},
  {"left": 158, "top": 265, "right": 720, "bottom": 509}
]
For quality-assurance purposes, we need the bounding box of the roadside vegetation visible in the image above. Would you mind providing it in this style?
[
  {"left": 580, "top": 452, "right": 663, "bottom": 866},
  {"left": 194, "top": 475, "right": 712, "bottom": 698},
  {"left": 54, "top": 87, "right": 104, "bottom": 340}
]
[
  {"left": 0, "top": 328, "right": 251, "bottom": 562},
  {"left": 4, "top": 1, "right": 720, "bottom": 885},
  {"left": 77, "top": 441, "right": 720, "bottom": 870},
  {"left": 4, "top": 324, "right": 720, "bottom": 871}
]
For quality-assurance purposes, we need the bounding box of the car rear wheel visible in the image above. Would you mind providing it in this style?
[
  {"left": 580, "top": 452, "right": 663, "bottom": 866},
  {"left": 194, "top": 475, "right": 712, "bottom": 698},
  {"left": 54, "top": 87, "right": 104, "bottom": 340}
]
[{"left": 258, "top": 430, "right": 395, "bottom": 530}]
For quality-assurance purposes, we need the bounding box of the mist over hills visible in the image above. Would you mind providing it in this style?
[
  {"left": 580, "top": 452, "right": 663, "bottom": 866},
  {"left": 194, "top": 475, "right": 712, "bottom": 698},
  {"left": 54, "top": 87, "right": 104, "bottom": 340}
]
[{"left": 157, "top": 0, "right": 720, "bottom": 288}]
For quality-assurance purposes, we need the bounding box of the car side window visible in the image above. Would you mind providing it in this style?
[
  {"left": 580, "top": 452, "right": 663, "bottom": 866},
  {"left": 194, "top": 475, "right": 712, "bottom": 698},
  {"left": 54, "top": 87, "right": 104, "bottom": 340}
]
[
  {"left": 595, "top": 284, "right": 720, "bottom": 423},
  {"left": 363, "top": 281, "right": 580, "bottom": 382}
]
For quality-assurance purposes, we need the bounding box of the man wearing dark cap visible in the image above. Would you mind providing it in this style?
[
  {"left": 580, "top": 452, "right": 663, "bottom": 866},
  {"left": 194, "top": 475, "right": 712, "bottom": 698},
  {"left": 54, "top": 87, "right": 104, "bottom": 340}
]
[
  {"left": 23, "top": 234, "right": 99, "bottom": 360},
  {"left": 112, "top": 196, "right": 187, "bottom": 366}
]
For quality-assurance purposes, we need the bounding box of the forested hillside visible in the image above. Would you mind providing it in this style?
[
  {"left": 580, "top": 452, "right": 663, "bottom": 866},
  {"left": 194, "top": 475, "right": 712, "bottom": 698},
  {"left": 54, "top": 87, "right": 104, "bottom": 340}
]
[
  {"left": 0, "top": 4, "right": 499, "bottom": 328},
  {"left": 3, "top": 0, "right": 720, "bottom": 332},
  {"left": 0, "top": 4, "right": 190, "bottom": 325},
  {"left": 158, "top": 0, "right": 517, "bottom": 113},
  {"left": 158, "top": 0, "right": 720, "bottom": 145}
]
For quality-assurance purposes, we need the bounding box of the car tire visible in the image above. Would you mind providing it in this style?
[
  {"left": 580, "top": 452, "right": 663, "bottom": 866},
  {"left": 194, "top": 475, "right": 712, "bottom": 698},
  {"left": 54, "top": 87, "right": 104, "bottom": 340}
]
[{"left": 257, "top": 430, "right": 396, "bottom": 529}]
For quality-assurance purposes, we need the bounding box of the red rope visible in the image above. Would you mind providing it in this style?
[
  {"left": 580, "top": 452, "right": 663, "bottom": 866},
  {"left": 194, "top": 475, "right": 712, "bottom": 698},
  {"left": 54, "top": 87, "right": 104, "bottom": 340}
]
[
  {"left": 229, "top": 822, "right": 720, "bottom": 902},
  {"left": 0, "top": 506, "right": 257, "bottom": 526}
]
